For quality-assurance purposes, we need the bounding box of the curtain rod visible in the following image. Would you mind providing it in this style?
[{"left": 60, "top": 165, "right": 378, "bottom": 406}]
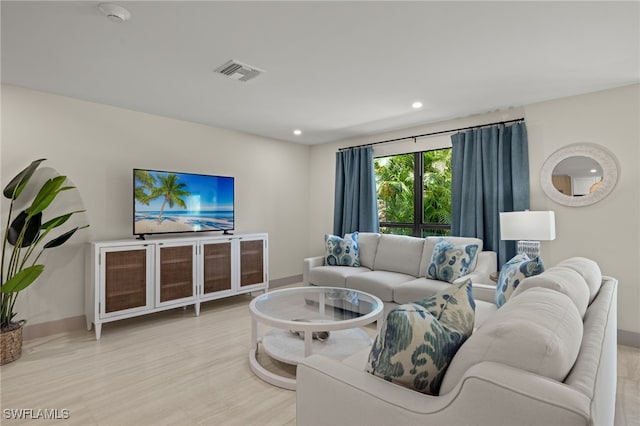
[{"left": 339, "top": 117, "right": 525, "bottom": 151}]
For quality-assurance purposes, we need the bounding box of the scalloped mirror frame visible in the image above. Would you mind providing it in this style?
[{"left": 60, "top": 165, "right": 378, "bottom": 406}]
[{"left": 540, "top": 143, "right": 619, "bottom": 207}]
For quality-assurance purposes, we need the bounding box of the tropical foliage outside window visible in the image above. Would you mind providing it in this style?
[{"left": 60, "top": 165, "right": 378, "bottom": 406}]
[{"left": 374, "top": 148, "right": 452, "bottom": 237}]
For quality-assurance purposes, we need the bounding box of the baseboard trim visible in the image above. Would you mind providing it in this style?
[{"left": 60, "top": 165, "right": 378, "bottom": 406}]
[
  {"left": 270, "top": 274, "right": 303, "bottom": 288},
  {"left": 23, "top": 315, "right": 86, "bottom": 341},
  {"left": 22, "top": 276, "right": 304, "bottom": 341},
  {"left": 618, "top": 329, "right": 640, "bottom": 348},
  {"left": 27, "top": 289, "right": 636, "bottom": 347}
]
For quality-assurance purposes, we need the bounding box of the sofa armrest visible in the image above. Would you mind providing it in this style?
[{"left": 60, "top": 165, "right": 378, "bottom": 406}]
[
  {"left": 296, "top": 356, "right": 591, "bottom": 426},
  {"left": 474, "top": 250, "right": 497, "bottom": 278},
  {"left": 472, "top": 282, "right": 497, "bottom": 304},
  {"left": 297, "top": 354, "right": 453, "bottom": 425},
  {"left": 303, "top": 256, "right": 325, "bottom": 286}
]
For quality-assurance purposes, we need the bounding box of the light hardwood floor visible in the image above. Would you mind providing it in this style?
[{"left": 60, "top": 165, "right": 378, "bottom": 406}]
[{"left": 1, "top": 293, "right": 638, "bottom": 426}]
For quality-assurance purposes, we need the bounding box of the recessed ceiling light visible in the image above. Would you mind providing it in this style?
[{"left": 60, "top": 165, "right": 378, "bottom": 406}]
[
  {"left": 412, "top": 101, "right": 423, "bottom": 109},
  {"left": 98, "top": 3, "right": 131, "bottom": 23},
  {"left": 590, "top": 169, "right": 598, "bottom": 173},
  {"left": 293, "top": 129, "right": 302, "bottom": 136}
]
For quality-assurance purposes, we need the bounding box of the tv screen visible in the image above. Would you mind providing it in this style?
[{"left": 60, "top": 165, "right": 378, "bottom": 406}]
[{"left": 133, "top": 169, "right": 234, "bottom": 236}]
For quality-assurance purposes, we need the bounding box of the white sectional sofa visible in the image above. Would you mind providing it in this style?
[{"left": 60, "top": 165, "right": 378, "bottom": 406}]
[
  {"left": 296, "top": 257, "right": 618, "bottom": 426},
  {"left": 303, "top": 233, "right": 498, "bottom": 316}
]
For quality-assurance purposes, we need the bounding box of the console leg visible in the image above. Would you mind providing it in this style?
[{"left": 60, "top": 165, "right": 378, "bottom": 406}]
[
  {"left": 195, "top": 302, "right": 201, "bottom": 317},
  {"left": 95, "top": 323, "right": 102, "bottom": 340}
]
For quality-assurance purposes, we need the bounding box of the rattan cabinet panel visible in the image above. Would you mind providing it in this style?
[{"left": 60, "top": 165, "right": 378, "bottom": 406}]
[
  {"left": 104, "top": 249, "right": 148, "bottom": 313},
  {"left": 156, "top": 242, "right": 197, "bottom": 307},
  {"left": 202, "top": 241, "right": 233, "bottom": 294},
  {"left": 240, "top": 240, "right": 265, "bottom": 287}
]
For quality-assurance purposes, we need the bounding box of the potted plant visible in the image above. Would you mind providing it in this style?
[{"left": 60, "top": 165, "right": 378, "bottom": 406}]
[{"left": 1, "top": 159, "right": 88, "bottom": 364}]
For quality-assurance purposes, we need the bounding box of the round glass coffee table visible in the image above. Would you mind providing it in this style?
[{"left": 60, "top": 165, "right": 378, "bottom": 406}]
[{"left": 249, "top": 286, "right": 383, "bottom": 390}]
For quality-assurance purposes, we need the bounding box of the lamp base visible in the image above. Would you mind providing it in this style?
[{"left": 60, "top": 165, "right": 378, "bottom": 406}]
[{"left": 517, "top": 240, "right": 540, "bottom": 258}]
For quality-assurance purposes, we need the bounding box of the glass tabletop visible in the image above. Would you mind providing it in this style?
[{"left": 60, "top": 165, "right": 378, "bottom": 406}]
[{"left": 250, "top": 286, "right": 382, "bottom": 326}]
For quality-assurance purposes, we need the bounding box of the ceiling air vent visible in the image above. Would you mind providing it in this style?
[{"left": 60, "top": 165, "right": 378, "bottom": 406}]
[{"left": 214, "top": 60, "right": 264, "bottom": 82}]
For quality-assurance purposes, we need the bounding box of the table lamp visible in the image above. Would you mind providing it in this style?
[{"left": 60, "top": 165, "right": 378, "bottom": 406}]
[{"left": 499, "top": 211, "right": 556, "bottom": 258}]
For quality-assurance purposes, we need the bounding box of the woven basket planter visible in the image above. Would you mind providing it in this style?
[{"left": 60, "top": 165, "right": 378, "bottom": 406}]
[{"left": 1, "top": 322, "right": 24, "bottom": 365}]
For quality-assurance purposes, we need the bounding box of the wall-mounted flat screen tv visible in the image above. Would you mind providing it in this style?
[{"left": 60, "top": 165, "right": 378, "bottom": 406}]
[{"left": 133, "top": 168, "right": 234, "bottom": 237}]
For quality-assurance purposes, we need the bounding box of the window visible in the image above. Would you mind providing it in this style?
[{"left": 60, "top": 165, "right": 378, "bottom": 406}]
[{"left": 374, "top": 148, "right": 452, "bottom": 237}]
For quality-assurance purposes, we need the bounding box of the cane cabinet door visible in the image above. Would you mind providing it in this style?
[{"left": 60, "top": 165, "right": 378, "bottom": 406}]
[
  {"left": 155, "top": 241, "right": 197, "bottom": 307},
  {"left": 201, "top": 239, "right": 234, "bottom": 297},
  {"left": 100, "top": 245, "right": 153, "bottom": 318},
  {"left": 239, "top": 237, "right": 267, "bottom": 289}
]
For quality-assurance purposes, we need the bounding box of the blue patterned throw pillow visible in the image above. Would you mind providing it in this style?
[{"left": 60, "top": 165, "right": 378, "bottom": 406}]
[
  {"left": 365, "top": 279, "right": 475, "bottom": 395},
  {"left": 324, "top": 232, "right": 360, "bottom": 267},
  {"left": 495, "top": 253, "right": 545, "bottom": 307},
  {"left": 426, "top": 240, "right": 479, "bottom": 283}
]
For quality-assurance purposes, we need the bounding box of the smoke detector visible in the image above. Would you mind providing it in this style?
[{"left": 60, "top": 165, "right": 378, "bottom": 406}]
[
  {"left": 98, "top": 3, "right": 131, "bottom": 23},
  {"left": 214, "top": 60, "right": 264, "bottom": 82}
]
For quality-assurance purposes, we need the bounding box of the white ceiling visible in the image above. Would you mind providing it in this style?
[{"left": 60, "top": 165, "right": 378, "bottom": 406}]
[{"left": 2, "top": 1, "right": 639, "bottom": 145}]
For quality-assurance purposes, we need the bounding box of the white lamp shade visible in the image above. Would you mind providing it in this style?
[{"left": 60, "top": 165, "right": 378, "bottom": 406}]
[{"left": 500, "top": 211, "right": 556, "bottom": 241}]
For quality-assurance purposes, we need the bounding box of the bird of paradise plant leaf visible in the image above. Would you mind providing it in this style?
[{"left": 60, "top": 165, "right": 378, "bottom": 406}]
[{"left": 1, "top": 159, "right": 88, "bottom": 329}]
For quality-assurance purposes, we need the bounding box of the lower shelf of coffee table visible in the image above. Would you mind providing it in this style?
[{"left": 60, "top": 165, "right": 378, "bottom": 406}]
[{"left": 261, "top": 328, "right": 372, "bottom": 365}]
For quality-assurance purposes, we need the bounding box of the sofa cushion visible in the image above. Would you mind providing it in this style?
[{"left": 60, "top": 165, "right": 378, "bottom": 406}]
[
  {"left": 392, "top": 278, "right": 452, "bottom": 305},
  {"left": 346, "top": 270, "right": 415, "bottom": 302},
  {"left": 426, "top": 240, "right": 479, "bottom": 283},
  {"left": 325, "top": 232, "right": 360, "bottom": 266},
  {"left": 365, "top": 280, "right": 475, "bottom": 395},
  {"left": 419, "top": 236, "right": 483, "bottom": 276},
  {"left": 512, "top": 266, "right": 590, "bottom": 317},
  {"left": 556, "top": 257, "right": 602, "bottom": 305},
  {"left": 308, "top": 265, "right": 371, "bottom": 287},
  {"left": 355, "top": 232, "right": 381, "bottom": 270},
  {"left": 495, "top": 253, "right": 545, "bottom": 307},
  {"left": 474, "top": 300, "right": 498, "bottom": 329},
  {"left": 373, "top": 234, "right": 425, "bottom": 277},
  {"left": 440, "top": 286, "right": 583, "bottom": 395}
]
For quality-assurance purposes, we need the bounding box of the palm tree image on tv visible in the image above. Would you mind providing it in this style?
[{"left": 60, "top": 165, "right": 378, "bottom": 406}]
[
  {"left": 134, "top": 169, "right": 156, "bottom": 206},
  {"left": 134, "top": 170, "right": 235, "bottom": 235},
  {"left": 149, "top": 174, "right": 190, "bottom": 224}
]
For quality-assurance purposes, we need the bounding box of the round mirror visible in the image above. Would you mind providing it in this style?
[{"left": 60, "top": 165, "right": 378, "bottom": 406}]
[{"left": 541, "top": 143, "right": 618, "bottom": 207}]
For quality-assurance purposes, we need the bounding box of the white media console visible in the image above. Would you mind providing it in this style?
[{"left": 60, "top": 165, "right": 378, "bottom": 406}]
[{"left": 86, "top": 233, "right": 268, "bottom": 339}]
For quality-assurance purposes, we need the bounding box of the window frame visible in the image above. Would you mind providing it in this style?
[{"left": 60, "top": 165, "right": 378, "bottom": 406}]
[{"left": 376, "top": 149, "right": 452, "bottom": 238}]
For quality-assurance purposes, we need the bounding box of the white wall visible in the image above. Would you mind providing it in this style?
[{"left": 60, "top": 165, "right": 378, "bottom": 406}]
[
  {"left": 308, "top": 84, "right": 640, "bottom": 335},
  {"left": 526, "top": 84, "right": 640, "bottom": 335},
  {"left": 1, "top": 85, "right": 310, "bottom": 326},
  {"left": 3, "top": 83, "right": 638, "bottom": 336}
]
